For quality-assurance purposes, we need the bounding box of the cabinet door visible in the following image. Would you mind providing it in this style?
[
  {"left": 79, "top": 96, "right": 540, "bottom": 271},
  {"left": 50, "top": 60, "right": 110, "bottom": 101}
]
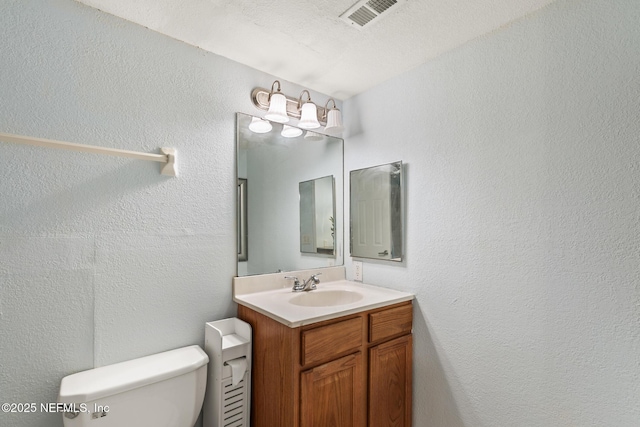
[
  {"left": 369, "top": 335, "right": 412, "bottom": 427},
  {"left": 300, "top": 352, "right": 366, "bottom": 427}
]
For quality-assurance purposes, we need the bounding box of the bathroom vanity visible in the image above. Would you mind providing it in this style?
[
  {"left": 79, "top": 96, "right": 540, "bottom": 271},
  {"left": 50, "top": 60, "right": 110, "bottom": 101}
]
[{"left": 233, "top": 268, "right": 413, "bottom": 427}]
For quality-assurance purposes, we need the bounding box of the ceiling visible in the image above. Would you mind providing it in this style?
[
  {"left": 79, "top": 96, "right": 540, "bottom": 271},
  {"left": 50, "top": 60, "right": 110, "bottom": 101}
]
[{"left": 75, "top": 0, "right": 558, "bottom": 100}]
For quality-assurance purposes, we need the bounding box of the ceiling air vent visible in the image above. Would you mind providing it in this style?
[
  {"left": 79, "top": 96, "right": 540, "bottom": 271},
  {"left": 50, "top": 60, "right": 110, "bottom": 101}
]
[{"left": 340, "top": 0, "right": 406, "bottom": 29}]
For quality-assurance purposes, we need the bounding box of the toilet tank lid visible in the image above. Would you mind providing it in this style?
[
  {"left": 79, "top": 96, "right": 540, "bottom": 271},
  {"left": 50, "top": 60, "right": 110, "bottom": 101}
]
[{"left": 58, "top": 345, "right": 208, "bottom": 403}]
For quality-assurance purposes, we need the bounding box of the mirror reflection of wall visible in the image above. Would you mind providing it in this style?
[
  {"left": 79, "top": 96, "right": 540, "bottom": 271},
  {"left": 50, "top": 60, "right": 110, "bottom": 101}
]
[
  {"left": 236, "top": 113, "right": 343, "bottom": 276},
  {"left": 299, "top": 176, "right": 335, "bottom": 256},
  {"left": 350, "top": 161, "right": 403, "bottom": 261}
]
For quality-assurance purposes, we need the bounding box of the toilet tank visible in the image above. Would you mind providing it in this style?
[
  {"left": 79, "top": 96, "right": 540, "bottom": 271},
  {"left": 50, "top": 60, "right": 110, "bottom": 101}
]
[{"left": 58, "top": 345, "right": 208, "bottom": 427}]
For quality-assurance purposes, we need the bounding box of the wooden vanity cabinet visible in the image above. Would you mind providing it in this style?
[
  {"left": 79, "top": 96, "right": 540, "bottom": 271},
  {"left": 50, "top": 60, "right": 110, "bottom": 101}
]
[
  {"left": 237, "top": 300, "right": 412, "bottom": 427},
  {"left": 301, "top": 352, "right": 366, "bottom": 427},
  {"left": 369, "top": 335, "right": 412, "bottom": 427}
]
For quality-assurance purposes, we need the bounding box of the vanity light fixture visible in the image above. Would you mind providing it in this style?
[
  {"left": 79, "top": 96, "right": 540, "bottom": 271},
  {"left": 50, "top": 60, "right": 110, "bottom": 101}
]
[
  {"left": 297, "top": 90, "right": 321, "bottom": 129},
  {"left": 281, "top": 125, "right": 303, "bottom": 138},
  {"left": 264, "top": 80, "right": 289, "bottom": 123},
  {"left": 248, "top": 117, "right": 273, "bottom": 133},
  {"left": 251, "top": 81, "right": 344, "bottom": 134},
  {"left": 323, "top": 99, "right": 343, "bottom": 132}
]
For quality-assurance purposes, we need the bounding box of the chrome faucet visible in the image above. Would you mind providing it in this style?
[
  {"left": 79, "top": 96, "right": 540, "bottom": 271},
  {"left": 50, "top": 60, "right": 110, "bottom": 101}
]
[{"left": 285, "top": 273, "right": 322, "bottom": 292}]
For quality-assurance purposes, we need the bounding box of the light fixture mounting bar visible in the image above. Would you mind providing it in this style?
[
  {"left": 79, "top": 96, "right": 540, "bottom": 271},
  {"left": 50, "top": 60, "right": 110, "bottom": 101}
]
[{"left": 251, "top": 88, "right": 328, "bottom": 126}]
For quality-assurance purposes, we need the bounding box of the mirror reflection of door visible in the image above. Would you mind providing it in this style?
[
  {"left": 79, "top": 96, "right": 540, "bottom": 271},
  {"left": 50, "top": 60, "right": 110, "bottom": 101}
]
[
  {"left": 350, "top": 162, "right": 403, "bottom": 261},
  {"left": 300, "top": 176, "right": 335, "bottom": 256},
  {"left": 238, "top": 178, "right": 248, "bottom": 261}
]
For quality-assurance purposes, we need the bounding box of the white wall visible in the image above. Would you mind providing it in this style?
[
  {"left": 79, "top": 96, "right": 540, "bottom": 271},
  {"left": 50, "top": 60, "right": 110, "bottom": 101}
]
[
  {"left": 0, "top": 1, "right": 329, "bottom": 426},
  {"left": 343, "top": 0, "right": 640, "bottom": 425}
]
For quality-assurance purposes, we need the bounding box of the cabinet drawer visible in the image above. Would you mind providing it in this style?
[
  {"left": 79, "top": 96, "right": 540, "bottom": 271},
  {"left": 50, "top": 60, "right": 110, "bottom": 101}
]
[
  {"left": 369, "top": 304, "right": 412, "bottom": 343},
  {"left": 301, "top": 317, "right": 363, "bottom": 366}
]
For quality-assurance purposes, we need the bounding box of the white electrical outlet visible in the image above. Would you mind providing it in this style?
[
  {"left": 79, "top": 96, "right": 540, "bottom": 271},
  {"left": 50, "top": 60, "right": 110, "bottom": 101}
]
[{"left": 353, "top": 261, "right": 363, "bottom": 282}]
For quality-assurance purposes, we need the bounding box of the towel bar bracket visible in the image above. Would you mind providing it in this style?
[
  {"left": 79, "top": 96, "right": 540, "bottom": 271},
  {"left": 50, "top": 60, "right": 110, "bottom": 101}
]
[{"left": 161, "top": 147, "right": 177, "bottom": 177}]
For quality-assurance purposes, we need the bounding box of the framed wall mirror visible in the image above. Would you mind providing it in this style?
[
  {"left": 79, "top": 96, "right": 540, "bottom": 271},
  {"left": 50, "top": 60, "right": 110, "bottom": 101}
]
[
  {"left": 350, "top": 161, "right": 403, "bottom": 261},
  {"left": 236, "top": 113, "right": 344, "bottom": 276}
]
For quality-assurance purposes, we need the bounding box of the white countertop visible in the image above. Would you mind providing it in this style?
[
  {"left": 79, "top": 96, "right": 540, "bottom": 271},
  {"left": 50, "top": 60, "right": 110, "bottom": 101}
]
[{"left": 233, "top": 268, "right": 414, "bottom": 327}]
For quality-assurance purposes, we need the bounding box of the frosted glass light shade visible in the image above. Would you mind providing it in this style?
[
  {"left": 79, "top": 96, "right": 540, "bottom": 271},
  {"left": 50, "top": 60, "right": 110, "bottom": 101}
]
[
  {"left": 325, "top": 108, "right": 343, "bottom": 132},
  {"left": 298, "top": 102, "right": 320, "bottom": 129},
  {"left": 248, "top": 117, "right": 272, "bottom": 133},
  {"left": 265, "top": 92, "right": 289, "bottom": 123},
  {"left": 281, "top": 125, "right": 303, "bottom": 138},
  {"left": 304, "top": 131, "right": 323, "bottom": 141}
]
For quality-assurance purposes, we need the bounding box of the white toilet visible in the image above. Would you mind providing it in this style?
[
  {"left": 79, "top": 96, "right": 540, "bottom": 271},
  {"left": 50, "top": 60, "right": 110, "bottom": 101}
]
[{"left": 58, "top": 345, "right": 208, "bottom": 427}]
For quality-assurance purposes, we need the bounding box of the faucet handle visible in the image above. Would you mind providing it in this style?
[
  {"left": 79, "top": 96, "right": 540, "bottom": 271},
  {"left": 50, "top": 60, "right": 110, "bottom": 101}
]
[{"left": 285, "top": 276, "right": 303, "bottom": 291}]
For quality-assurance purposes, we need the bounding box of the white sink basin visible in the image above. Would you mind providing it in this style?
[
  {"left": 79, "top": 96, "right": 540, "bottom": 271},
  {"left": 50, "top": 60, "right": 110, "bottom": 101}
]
[
  {"left": 233, "top": 268, "right": 414, "bottom": 327},
  {"left": 289, "top": 289, "right": 364, "bottom": 307}
]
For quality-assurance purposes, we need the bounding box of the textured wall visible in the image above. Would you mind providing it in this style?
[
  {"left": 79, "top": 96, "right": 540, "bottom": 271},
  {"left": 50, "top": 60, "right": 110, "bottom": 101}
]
[
  {"left": 0, "top": 1, "right": 327, "bottom": 426},
  {"left": 344, "top": 0, "right": 640, "bottom": 425}
]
